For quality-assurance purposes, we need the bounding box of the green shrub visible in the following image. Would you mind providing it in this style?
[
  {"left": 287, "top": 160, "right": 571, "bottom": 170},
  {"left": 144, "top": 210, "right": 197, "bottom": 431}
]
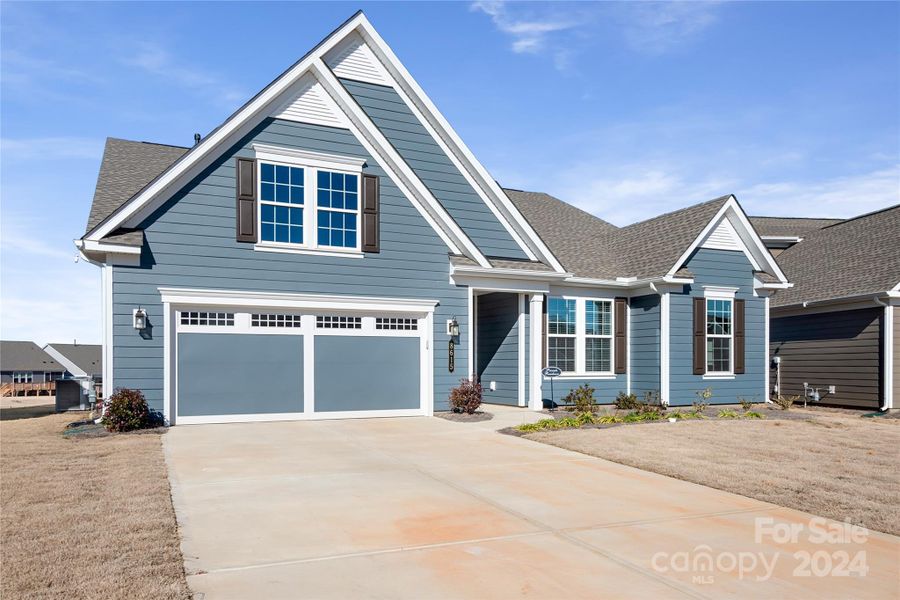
[
  {"left": 596, "top": 414, "right": 623, "bottom": 424},
  {"left": 614, "top": 392, "right": 640, "bottom": 410},
  {"left": 564, "top": 384, "right": 596, "bottom": 415},
  {"left": 516, "top": 416, "right": 586, "bottom": 432},
  {"left": 449, "top": 377, "right": 483, "bottom": 414},
  {"left": 623, "top": 410, "right": 663, "bottom": 423},
  {"left": 669, "top": 410, "right": 703, "bottom": 420},
  {"left": 743, "top": 411, "right": 765, "bottom": 419},
  {"left": 100, "top": 388, "right": 156, "bottom": 432},
  {"left": 718, "top": 409, "right": 740, "bottom": 419},
  {"left": 772, "top": 395, "right": 797, "bottom": 411},
  {"left": 738, "top": 397, "right": 754, "bottom": 411}
]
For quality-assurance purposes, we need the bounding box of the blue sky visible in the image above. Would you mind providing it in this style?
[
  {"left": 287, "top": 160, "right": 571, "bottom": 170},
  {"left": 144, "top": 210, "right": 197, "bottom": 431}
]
[{"left": 1, "top": 1, "right": 897, "bottom": 345}]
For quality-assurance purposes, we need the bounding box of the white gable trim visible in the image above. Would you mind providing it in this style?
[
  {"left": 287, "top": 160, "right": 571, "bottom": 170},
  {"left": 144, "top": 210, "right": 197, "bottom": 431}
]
[
  {"left": 700, "top": 218, "right": 743, "bottom": 251},
  {"left": 271, "top": 73, "right": 348, "bottom": 128},
  {"left": 324, "top": 31, "right": 391, "bottom": 86},
  {"left": 668, "top": 196, "right": 789, "bottom": 284},
  {"left": 84, "top": 13, "right": 492, "bottom": 267},
  {"left": 356, "top": 19, "right": 566, "bottom": 273}
]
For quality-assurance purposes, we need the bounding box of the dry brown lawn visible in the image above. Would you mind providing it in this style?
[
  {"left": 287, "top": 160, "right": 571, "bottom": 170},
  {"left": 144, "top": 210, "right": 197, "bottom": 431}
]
[
  {"left": 526, "top": 410, "right": 900, "bottom": 536},
  {"left": 1, "top": 408, "right": 190, "bottom": 599}
]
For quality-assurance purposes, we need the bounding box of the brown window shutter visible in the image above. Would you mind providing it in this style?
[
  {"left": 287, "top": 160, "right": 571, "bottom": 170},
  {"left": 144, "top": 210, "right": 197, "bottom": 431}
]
[
  {"left": 614, "top": 298, "right": 627, "bottom": 374},
  {"left": 734, "top": 299, "right": 745, "bottom": 374},
  {"left": 362, "top": 174, "right": 380, "bottom": 253},
  {"left": 235, "top": 158, "right": 257, "bottom": 243},
  {"left": 693, "top": 297, "right": 706, "bottom": 375}
]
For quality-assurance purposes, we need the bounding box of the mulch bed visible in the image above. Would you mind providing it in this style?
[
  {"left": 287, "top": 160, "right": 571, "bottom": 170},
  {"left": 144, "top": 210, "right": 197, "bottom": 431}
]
[{"left": 435, "top": 410, "right": 493, "bottom": 423}]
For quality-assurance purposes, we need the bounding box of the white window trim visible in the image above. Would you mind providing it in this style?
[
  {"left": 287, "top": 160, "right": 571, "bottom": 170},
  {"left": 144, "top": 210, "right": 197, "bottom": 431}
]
[
  {"left": 253, "top": 145, "right": 364, "bottom": 255},
  {"left": 704, "top": 293, "right": 734, "bottom": 377},
  {"left": 546, "top": 296, "right": 615, "bottom": 378},
  {"left": 13, "top": 372, "right": 33, "bottom": 384}
]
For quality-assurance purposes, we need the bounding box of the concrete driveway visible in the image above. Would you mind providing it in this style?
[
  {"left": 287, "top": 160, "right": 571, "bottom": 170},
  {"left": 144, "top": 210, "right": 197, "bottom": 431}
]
[{"left": 165, "top": 407, "right": 899, "bottom": 599}]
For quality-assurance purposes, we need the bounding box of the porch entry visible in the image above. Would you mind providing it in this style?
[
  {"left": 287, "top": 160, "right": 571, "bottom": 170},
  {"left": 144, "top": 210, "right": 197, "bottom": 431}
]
[{"left": 475, "top": 292, "right": 527, "bottom": 406}]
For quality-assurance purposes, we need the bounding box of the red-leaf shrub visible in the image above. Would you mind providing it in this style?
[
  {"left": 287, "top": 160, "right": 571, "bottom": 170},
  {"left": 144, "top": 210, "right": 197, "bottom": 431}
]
[
  {"left": 100, "top": 388, "right": 154, "bottom": 432},
  {"left": 449, "top": 377, "right": 483, "bottom": 414}
]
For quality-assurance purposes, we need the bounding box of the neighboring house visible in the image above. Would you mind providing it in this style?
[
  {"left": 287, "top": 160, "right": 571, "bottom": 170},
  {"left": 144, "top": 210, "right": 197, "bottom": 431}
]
[
  {"left": 749, "top": 216, "right": 843, "bottom": 256},
  {"left": 43, "top": 343, "right": 102, "bottom": 380},
  {"left": 75, "top": 12, "right": 789, "bottom": 425},
  {"left": 0, "top": 341, "right": 66, "bottom": 385},
  {"left": 768, "top": 206, "right": 899, "bottom": 410}
]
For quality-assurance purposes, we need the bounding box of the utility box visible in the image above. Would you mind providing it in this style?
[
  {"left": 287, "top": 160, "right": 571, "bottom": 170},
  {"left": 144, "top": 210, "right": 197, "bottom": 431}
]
[{"left": 55, "top": 378, "right": 92, "bottom": 412}]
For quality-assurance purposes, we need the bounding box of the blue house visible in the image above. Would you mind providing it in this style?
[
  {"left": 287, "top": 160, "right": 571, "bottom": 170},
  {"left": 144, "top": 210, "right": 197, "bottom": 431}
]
[{"left": 77, "top": 12, "right": 789, "bottom": 424}]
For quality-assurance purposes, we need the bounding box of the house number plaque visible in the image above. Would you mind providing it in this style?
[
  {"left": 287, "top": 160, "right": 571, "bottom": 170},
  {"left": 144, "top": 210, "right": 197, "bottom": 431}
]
[{"left": 448, "top": 339, "right": 455, "bottom": 373}]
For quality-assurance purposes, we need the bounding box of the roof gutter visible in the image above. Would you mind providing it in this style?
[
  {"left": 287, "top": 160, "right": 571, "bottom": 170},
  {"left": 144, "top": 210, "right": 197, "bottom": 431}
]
[
  {"left": 786, "top": 290, "right": 900, "bottom": 310},
  {"left": 451, "top": 265, "right": 693, "bottom": 289}
]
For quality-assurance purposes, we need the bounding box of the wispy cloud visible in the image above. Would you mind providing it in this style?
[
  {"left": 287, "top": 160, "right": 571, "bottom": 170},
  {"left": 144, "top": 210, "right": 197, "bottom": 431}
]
[
  {"left": 122, "top": 41, "right": 247, "bottom": 107},
  {"left": 1, "top": 137, "right": 104, "bottom": 161},
  {"left": 739, "top": 166, "right": 900, "bottom": 218},
  {"left": 471, "top": 1, "right": 579, "bottom": 55},
  {"left": 616, "top": 2, "right": 721, "bottom": 55},
  {"left": 471, "top": 1, "right": 723, "bottom": 68}
]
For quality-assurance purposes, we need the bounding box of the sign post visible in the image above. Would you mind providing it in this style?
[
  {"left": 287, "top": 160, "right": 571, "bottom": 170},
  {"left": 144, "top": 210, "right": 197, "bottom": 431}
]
[{"left": 541, "top": 366, "right": 561, "bottom": 410}]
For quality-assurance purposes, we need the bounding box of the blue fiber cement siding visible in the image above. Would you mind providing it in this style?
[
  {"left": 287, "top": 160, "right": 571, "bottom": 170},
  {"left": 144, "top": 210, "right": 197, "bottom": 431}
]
[
  {"left": 477, "top": 292, "right": 519, "bottom": 406},
  {"left": 630, "top": 294, "right": 660, "bottom": 398},
  {"left": 112, "top": 118, "right": 468, "bottom": 413},
  {"left": 177, "top": 333, "right": 303, "bottom": 416},
  {"left": 340, "top": 79, "right": 527, "bottom": 260},
  {"left": 314, "top": 336, "right": 420, "bottom": 411},
  {"left": 669, "top": 248, "right": 766, "bottom": 406}
]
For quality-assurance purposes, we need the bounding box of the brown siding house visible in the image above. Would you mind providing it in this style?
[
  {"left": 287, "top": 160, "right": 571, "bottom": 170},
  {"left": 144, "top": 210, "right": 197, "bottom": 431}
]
[{"left": 768, "top": 206, "right": 899, "bottom": 410}]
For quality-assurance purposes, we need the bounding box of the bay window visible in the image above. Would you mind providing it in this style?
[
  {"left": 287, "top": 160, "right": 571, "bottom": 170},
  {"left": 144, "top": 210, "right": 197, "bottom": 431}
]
[{"left": 547, "top": 297, "right": 614, "bottom": 375}]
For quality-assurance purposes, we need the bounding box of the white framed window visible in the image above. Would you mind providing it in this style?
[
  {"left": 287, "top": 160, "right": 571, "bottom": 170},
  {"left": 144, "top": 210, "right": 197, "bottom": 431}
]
[
  {"left": 706, "top": 298, "right": 733, "bottom": 374},
  {"left": 13, "top": 372, "right": 32, "bottom": 383},
  {"left": 253, "top": 145, "right": 365, "bottom": 255},
  {"left": 251, "top": 313, "right": 302, "bottom": 328},
  {"left": 547, "top": 298, "right": 576, "bottom": 372},
  {"left": 44, "top": 372, "right": 61, "bottom": 383},
  {"left": 547, "top": 297, "right": 614, "bottom": 376},
  {"left": 584, "top": 300, "right": 613, "bottom": 373}
]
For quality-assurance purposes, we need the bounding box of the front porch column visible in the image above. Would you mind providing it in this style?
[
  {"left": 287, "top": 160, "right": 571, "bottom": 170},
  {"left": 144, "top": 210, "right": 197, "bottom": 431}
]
[{"left": 529, "top": 294, "right": 544, "bottom": 410}]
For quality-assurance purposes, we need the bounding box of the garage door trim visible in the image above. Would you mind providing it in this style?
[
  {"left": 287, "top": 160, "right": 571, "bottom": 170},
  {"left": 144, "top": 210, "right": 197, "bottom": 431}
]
[{"left": 160, "top": 287, "right": 438, "bottom": 425}]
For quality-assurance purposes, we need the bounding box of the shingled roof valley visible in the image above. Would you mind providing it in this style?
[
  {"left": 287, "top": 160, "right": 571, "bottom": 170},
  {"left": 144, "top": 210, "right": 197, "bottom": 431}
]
[{"left": 505, "top": 189, "right": 732, "bottom": 280}]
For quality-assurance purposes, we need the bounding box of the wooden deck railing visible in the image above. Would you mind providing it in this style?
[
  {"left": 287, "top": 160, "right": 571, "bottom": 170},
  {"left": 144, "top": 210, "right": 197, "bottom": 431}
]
[{"left": 0, "top": 381, "right": 57, "bottom": 397}]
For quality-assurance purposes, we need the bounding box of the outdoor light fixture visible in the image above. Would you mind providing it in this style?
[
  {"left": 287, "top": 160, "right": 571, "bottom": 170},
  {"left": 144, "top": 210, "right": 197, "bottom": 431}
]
[
  {"left": 447, "top": 317, "right": 460, "bottom": 338},
  {"left": 133, "top": 307, "right": 148, "bottom": 331}
]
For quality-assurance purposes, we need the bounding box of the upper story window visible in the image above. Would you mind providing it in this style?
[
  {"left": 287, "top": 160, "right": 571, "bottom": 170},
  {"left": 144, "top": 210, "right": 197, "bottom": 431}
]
[
  {"left": 706, "top": 298, "right": 733, "bottom": 374},
  {"left": 547, "top": 297, "right": 614, "bottom": 376},
  {"left": 317, "top": 171, "right": 358, "bottom": 249},
  {"left": 256, "top": 157, "right": 360, "bottom": 253},
  {"left": 260, "top": 163, "right": 305, "bottom": 245}
]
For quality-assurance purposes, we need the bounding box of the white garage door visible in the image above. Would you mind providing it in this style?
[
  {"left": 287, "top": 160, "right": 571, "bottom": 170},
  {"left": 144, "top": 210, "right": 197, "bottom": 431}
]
[{"left": 172, "top": 308, "right": 431, "bottom": 424}]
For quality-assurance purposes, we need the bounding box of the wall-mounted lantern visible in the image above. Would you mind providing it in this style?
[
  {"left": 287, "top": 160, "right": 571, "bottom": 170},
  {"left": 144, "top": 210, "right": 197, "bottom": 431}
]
[
  {"left": 447, "top": 316, "right": 460, "bottom": 338},
  {"left": 133, "top": 307, "right": 148, "bottom": 331}
]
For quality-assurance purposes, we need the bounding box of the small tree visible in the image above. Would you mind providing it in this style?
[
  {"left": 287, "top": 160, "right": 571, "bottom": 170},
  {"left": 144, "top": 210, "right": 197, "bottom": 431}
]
[
  {"left": 563, "top": 384, "right": 596, "bottom": 415},
  {"left": 101, "top": 388, "right": 154, "bottom": 432},
  {"left": 449, "top": 377, "right": 483, "bottom": 414}
]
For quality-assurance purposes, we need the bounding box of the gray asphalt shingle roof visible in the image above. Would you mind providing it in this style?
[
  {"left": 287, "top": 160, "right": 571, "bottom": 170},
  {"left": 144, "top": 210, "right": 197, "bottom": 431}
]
[
  {"left": 44, "top": 343, "right": 102, "bottom": 376},
  {"left": 86, "top": 138, "right": 188, "bottom": 238},
  {"left": 771, "top": 205, "right": 900, "bottom": 307},
  {"left": 0, "top": 341, "right": 65, "bottom": 372},
  {"left": 749, "top": 216, "right": 843, "bottom": 238},
  {"left": 505, "top": 189, "right": 731, "bottom": 280}
]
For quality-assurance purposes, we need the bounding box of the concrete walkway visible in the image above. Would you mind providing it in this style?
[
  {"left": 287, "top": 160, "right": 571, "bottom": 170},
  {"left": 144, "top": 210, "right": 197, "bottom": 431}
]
[{"left": 165, "top": 406, "right": 899, "bottom": 599}]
